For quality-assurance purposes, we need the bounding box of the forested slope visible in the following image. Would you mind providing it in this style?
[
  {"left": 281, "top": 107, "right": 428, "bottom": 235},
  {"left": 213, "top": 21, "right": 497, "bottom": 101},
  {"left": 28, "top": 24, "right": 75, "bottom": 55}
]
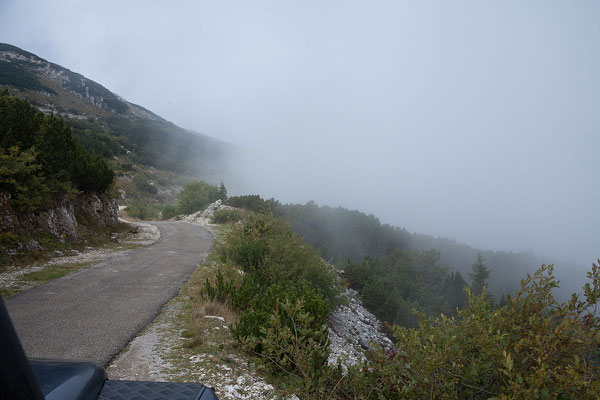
[{"left": 0, "top": 43, "right": 233, "bottom": 182}]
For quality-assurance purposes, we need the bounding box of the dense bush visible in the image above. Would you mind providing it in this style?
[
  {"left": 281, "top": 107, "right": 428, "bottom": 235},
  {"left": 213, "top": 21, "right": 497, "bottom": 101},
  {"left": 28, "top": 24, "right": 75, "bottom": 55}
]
[
  {"left": 334, "top": 262, "right": 600, "bottom": 399},
  {"left": 203, "top": 214, "right": 340, "bottom": 387},
  {"left": 132, "top": 174, "right": 158, "bottom": 194},
  {"left": 210, "top": 209, "right": 243, "bottom": 224},
  {"left": 0, "top": 90, "right": 114, "bottom": 212},
  {"left": 218, "top": 215, "right": 339, "bottom": 302},
  {"left": 226, "top": 194, "right": 280, "bottom": 214},
  {"left": 161, "top": 204, "right": 178, "bottom": 220},
  {"left": 124, "top": 203, "right": 159, "bottom": 220},
  {"left": 202, "top": 207, "right": 600, "bottom": 398},
  {"left": 176, "top": 180, "right": 220, "bottom": 215},
  {"left": 0, "top": 60, "right": 57, "bottom": 95}
]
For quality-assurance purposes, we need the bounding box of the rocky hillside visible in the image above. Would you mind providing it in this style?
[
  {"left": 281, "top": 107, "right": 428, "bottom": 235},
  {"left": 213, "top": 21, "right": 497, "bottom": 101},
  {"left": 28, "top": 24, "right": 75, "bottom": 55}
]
[
  {"left": 0, "top": 192, "right": 118, "bottom": 242},
  {"left": 0, "top": 43, "right": 233, "bottom": 182}
]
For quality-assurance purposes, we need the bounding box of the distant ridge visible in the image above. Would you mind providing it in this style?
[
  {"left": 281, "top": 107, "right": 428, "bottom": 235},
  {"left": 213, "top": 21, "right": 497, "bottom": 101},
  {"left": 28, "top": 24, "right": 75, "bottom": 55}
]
[{"left": 0, "top": 42, "right": 232, "bottom": 180}]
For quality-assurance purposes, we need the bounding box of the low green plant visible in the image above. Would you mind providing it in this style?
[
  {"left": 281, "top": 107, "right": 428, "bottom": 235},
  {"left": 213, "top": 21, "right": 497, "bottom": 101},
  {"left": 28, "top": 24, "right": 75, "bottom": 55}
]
[
  {"left": 334, "top": 262, "right": 600, "bottom": 399},
  {"left": 219, "top": 214, "right": 340, "bottom": 301},
  {"left": 202, "top": 214, "right": 341, "bottom": 393},
  {"left": 161, "top": 204, "right": 178, "bottom": 220},
  {"left": 235, "top": 288, "right": 330, "bottom": 383},
  {"left": 176, "top": 180, "right": 220, "bottom": 215},
  {"left": 132, "top": 174, "right": 158, "bottom": 194},
  {"left": 210, "top": 209, "right": 243, "bottom": 224},
  {"left": 124, "top": 203, "right": 159, "bottom": 220},
  {"left": 226, "top": 194, "right": 280, "bottom": 214},
  {"left": 0, "top": 232, "right": 19, "bottom": 248}
]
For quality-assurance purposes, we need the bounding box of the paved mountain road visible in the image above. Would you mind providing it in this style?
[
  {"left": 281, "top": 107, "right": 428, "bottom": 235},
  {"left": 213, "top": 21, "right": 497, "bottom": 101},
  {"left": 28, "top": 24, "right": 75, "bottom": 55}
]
[{"left": 5, "top": 221, "right": 214, "bottom": 366}]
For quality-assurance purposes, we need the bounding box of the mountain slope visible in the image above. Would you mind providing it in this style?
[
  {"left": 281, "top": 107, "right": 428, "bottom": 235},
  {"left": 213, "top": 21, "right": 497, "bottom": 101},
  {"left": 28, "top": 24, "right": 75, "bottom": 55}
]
[{"left": 0, "top": 43, "right": 232, "bottom": 182}]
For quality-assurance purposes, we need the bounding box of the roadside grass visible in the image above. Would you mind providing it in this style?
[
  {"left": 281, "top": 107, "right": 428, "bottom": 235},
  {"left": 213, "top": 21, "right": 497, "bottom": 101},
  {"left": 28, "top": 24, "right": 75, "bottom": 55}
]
[
  {"left": 21, "top": 262, "right": 92, "bottom": 282},
  {"left": 142, "top": 240, "right": 284, "bottom": 398},
  {"left": 1, "top": 220, "right": 151, "bottom": 298},
  {"left": 172, "top": 245, "right": 239, "bottom": 352},
  {"left": 0, "top": 261, "right": 93, "bottom": 298},
  {"left": 0, "top": 287, "right": 21, "bottom": 298},
  {"left": 1, "top": 220, "right": 133, "bottom": 271},
  {"left": 207, "top": 222, "right": 233, "bottom": 243}
]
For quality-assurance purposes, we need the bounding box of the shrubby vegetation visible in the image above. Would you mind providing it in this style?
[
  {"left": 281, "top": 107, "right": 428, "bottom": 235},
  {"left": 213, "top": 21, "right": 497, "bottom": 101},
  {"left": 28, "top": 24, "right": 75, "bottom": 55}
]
[
  {"left": 123, "top": 203, "right": 160, "bottom": 220},
  {"left": 176, "top": 180, "right": 220, "bottom": 215},
  {"left": 210, "top": 209, "right": 243, "bottom": 224},
  {"left": 335, "top": 263, "right": 600, "bottom": 399},
  {"left": 0, "top": 89, "right": 114, "bottom": 212},
  {"left": 226, "top": 194, "right": 279, "bottom": 214},
  {"left": 0, "top": 60, "right": 57, "bottom": 95},
  {"left": 131, "top": 174, "right": 158, "bottom": 195},
  {"left": 227, "top": 195, "right": 557, "bottom": 299},
  {"left": 202, "top": 215, "right": 340, "bottom": 389},
  {"left": 199, "top": 204, "right": 600, "bottom": 398},
  {"left": 161, "top": 204, "right": 179, "bottom": 220},
  {"left": 156, "top": 180, "right": 226, "bottom": 220}
]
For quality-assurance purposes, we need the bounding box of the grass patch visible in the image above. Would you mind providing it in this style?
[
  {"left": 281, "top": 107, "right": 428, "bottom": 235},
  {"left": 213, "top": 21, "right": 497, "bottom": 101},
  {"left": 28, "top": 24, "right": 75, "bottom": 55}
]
[
  {"left": 1, "top": 220, "right": 133, "bottom": 270},
  {"left": 0, "top": 287, "right": 21, "bottom": 298},
  {"left": 21, "top": 262, "right": 92, "bottom": 282},
  {"left": 206, "top": 223, "right": 233, "bottom": 244}
]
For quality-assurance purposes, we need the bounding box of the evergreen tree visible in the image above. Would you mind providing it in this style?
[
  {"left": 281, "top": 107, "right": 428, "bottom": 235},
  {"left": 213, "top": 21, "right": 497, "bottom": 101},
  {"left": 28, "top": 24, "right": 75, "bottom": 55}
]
[
  {"left": 442, "top": 271, "right": 468, "bottom": 310},
  {"left": 470, "top": 252, "right": 491, "bottom": 295},
  {"left": 218, "top": 181, "right": 227, "bottom": 202}
]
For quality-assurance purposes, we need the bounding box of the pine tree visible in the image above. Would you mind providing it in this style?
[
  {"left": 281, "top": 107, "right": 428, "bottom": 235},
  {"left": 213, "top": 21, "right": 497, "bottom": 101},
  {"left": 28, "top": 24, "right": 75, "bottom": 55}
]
[
  {"left": 218, "top": 181, "right": 227, "bottom": 202},
  {"left": 470, "top": 252, "right": 491, "bottom": 295}
]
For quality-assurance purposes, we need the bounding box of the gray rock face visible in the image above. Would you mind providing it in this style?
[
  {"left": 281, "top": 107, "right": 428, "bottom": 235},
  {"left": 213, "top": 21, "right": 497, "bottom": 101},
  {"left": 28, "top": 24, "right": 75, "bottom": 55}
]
[
  {"left": 328, "top": 288, "right": 393, "bottom": 371},
  {"left": 74, "top": 193, "right": 119, "bottom": 226},
  {"left": 0, "top": 192, "right": 118, "bottom": 241},
  {"left": 37, "top": 198, "right": 80, "bottom": 239},
  {"left": 25, "top": 240, "right": 44, "bottom": 252},
  {"left": 180, "top": 200, "right": 236, "bottom": 225}
]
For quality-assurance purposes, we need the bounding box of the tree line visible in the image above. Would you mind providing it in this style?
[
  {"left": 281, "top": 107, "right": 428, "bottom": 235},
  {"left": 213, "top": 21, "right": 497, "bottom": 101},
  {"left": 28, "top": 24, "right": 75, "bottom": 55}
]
[{"left": 0, "top": 89, "right": 114, "bottom": 212}]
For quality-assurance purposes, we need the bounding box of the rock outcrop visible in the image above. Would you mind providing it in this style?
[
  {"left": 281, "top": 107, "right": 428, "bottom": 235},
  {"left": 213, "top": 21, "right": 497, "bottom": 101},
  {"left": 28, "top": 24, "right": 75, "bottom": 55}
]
[
  {"left": 74, "top": 193, "right": 119, "bottom": 226},
  {"left": 0, "top": 192, "right": 118, "bottom": 241},
  {"left": 327, "top": 288, "right": 393, "bottom": 371},
  {"left": 180, "top": 199, "right": 236, "bottom": 225}
]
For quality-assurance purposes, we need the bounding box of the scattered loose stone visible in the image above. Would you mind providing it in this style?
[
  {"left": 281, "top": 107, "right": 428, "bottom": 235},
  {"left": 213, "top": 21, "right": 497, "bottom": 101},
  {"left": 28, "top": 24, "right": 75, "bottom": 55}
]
[
  {"left": 203, "top": 315, "right": 225, "bottom": 322},
  {"left": 26, "top": 240, "right": 44, "bottom": 252},
  {"left": 327, "top": 288, "right": 393, "bottom": 372}
]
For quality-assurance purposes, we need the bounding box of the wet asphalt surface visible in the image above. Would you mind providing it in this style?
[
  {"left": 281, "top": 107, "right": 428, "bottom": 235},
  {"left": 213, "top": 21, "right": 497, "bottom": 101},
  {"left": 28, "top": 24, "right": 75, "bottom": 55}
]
[{"left": 5, "top": 221, "right": 214, "bottom": 366}]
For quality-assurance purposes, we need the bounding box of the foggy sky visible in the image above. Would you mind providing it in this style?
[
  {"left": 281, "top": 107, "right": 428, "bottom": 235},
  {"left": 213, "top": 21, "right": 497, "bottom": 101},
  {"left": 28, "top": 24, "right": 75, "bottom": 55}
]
[{"left": 1, "top": 1, "right": 598, "bottom": 267}]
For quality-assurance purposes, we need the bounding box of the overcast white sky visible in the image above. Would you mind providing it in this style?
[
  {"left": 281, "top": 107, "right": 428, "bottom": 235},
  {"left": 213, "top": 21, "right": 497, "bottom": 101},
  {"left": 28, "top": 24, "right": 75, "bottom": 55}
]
[{"left": 1, "top": 1, "right": 598, "bottom": 266}]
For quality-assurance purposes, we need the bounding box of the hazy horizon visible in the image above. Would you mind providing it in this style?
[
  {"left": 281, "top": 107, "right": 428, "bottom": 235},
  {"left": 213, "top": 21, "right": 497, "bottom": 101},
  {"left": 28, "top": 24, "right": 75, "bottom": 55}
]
[{"left": 1, "top": 1, "right": 598, "bottom": 268}]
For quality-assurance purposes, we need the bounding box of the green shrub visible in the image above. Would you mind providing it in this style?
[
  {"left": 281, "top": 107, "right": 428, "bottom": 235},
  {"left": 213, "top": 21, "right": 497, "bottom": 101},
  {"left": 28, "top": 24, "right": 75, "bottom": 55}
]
[
  {"left": 233, "top": 285, "right": 330, "bottom": 382},
  {"left": 120, "top": 162, "right": 134, "bottom": 171},
  {"left": 176, "top": 180, "right": 219, "bottom": 215},
  {"left": 161, "top": 204, "right": 178, "bottom": 220},
  {"left": 226, "top": 194, "right": 280, "bottom": 214},
  {"left": 202, "top": 214, "right": 341, "bottom": 391},
  {"left": 210, "top": 209, "right": 243, "bottom": 224},
  {"left": 0, "top": 232, "right": 19, "bottom": 248},
  {"left": 132, "top": 174, "right": 158, "bottom": 194},
  {"left": 124, "top": 203, "right": 159, "bottom": 220},
  {"left": 335, "top": 262, "right": 600, "bottom": 399},
  {"left": 219, "top": 214, "right": 339, "bottom": 302}
]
